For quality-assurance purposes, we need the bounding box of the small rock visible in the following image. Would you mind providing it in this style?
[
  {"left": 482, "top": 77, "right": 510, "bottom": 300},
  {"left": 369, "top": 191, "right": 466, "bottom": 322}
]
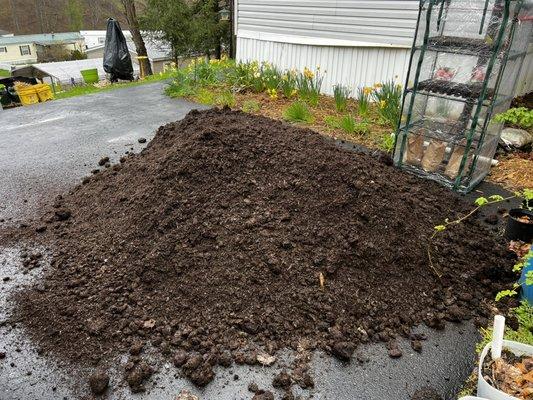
[
  {"left": 138, "top": 137, "right": 147, "bottom": 144},
  {"left": 175, "top": 389, "right": 199, "bottom": 400},
  {"left": 55, "top": 210, "right": 71, "bottom": 221},
  {"left": 0, "top": 351, "right": 6, "bottom": 359},
  {"left": 248, "top": 382, "right": 259, "bottom": 393},
  {"left": 88, "top": 370, "right": 109, "bottom": 395},
  {"left": 256, "top": 353, "right": 276, "bottom": 366}
]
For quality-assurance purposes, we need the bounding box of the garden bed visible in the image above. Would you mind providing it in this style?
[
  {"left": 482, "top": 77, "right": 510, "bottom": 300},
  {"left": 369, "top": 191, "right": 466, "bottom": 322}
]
[{"left": 9, "top": 109, "right": 518, "bottom": 395}]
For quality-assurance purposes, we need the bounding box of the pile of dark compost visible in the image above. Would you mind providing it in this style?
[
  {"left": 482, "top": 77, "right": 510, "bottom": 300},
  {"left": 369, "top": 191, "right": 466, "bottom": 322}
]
[{"left": 10, "top": 108, "right": 516, "bottom": 391}]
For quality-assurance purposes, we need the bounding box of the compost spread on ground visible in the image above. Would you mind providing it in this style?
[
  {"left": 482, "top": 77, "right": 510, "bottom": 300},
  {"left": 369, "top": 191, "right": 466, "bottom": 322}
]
[{"left": 11, "top": 108, "right": 516, "bottom": 394}]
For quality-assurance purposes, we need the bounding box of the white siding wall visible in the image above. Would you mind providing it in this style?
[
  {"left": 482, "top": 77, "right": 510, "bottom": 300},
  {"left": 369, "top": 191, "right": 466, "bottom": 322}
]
[{"left": 237, "top": 0, "right": 420, "bottom": 46}]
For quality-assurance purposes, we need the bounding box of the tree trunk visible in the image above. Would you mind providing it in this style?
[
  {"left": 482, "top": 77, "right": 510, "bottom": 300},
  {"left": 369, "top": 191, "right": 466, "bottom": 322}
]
[
  {"left": 120, "top": 0, "right": 153, "bottom": 76},
  {"left": 8, "top": 0, "right": 20, "bottom": 32}
]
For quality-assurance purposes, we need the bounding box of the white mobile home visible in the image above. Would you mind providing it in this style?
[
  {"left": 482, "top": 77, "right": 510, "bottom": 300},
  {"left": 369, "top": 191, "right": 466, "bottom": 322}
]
[{"left": 234, "top": 0, "right": 533, "bottom": 96}]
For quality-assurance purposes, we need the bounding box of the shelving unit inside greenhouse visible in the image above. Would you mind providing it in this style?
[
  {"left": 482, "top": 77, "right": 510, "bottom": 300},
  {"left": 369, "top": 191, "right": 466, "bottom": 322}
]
[{"left": 393, "top": 0, "right": 533, "bottom": 193}]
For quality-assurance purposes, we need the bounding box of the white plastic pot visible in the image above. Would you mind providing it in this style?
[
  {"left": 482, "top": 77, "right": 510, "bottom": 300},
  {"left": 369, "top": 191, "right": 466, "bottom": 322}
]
[{"left": 477, "top": 340, "right": 533, "bottom": 400}]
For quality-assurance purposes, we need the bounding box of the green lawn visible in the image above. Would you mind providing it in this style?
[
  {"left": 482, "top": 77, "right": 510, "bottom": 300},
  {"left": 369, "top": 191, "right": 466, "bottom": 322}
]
[
  {"left": 55, "top": 71, "right": 173, "bottom": 100},
  {"left": 0, "top": 69, "right": 11, "bottom": 77}
]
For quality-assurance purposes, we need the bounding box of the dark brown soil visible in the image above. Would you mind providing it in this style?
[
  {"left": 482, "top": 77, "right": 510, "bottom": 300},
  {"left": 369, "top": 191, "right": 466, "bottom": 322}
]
[{"left": 10, "top": 108, "right": 517, "bottom": 391}]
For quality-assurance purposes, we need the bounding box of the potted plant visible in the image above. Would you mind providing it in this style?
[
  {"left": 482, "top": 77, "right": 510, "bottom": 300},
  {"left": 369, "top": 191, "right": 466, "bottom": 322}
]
[
  {"left": 477, "top": 316, "right": 533, "bottom": 399},
  {"left": 505, "top": 189, "right": 533, "bottom": 242}
]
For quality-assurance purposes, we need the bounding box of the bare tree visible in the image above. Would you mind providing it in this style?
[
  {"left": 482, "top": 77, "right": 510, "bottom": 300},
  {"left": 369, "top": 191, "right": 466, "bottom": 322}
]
[
  {"left": 8, "top": 0, "right": 20, "bottom": 32},
  {"left": 120, "top": 0, "right": 153, "bottom": 76}
]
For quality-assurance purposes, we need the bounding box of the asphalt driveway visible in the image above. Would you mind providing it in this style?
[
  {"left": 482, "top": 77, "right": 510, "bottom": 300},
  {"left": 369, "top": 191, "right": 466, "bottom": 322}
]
[{"left": 0, "top": 83, "right": 481, "bottom": 400}]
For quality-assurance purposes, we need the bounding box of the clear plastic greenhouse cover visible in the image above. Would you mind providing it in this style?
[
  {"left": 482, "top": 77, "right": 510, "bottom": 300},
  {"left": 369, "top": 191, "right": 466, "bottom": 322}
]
[{"left": 393, "top": 0, "right": 533, "bottom": 193}]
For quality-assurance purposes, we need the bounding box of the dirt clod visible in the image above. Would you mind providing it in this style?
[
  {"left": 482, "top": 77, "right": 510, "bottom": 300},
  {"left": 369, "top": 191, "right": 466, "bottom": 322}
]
[
  {"left": 98, "top": 157, "right": 109, "bottom": 166},
  {"left": 252, "top": 390, "right": 275, "bottom": 400},
  {"left": 11, "top": 109, "right": 516, "bottom": 390},
  {"left": 88, "top": 370, "right": 109, "bottom": 395},
  {"left": 272, "top": 370, "right": 292, "bottom": 389}
]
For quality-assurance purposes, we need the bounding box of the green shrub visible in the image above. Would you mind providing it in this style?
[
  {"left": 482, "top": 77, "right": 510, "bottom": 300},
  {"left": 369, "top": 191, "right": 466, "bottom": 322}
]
[
  {"left": 242, "top": 99, "right": 261, "bottom": 113},
  {"left": 215, "top": 90, "right": 236, "bottom": 107},
  {"left": 372, "top": 81, "right": 402, "bottom": 129},
  {"left": 296, "top": 67, "right": 324, "bottom": 106},
  {"left": 333, "top": 84, "right": 350, "bottom": 112},
  {"left": 494, "top": 107, "right": 533, "bottom": 129},
  {"left": 356, "top": 86, "right": 371, "bottom": 117},
  {"left": 283, "top": 101, "right": 314, "bottom": 123}
]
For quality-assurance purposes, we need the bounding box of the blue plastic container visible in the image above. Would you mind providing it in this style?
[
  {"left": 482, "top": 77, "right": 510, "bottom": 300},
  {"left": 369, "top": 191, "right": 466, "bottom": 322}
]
[{"left": 520, "top": 253, "right": 533, "bottom": 306}]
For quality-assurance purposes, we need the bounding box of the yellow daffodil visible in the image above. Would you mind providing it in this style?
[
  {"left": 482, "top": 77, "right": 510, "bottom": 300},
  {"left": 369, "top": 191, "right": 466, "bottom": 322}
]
[
  {"left": 303, "top": 67, "right": 315, "bottom": 79},
  {"left": 379, "top": 100, "right": 386, "bottom": 109},
  {"left": 374, "top": 82, "right": 383, "bottom": 89},
  {"left": 267, "top": 88, "right": 278, "bottom": 100},
  {"left": 363, "top": 87, "right": 373, "bottom": 96}
]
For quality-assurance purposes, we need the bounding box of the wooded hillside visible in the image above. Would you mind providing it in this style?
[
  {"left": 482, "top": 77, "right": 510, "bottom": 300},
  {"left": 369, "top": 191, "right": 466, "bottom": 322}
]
[{"left": 0, "top": 0, "right": 130, "bottom": 34}]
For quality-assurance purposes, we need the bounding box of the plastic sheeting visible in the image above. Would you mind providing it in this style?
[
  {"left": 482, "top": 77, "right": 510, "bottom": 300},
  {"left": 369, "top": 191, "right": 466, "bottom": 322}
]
[{"left": 103, "top": 19, "right": 134, "bottom": 82}]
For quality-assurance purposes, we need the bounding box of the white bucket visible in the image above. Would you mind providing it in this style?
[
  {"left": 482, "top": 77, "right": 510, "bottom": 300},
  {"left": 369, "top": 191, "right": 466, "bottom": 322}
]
[{"left": 477, "top": 340, "right": 533, "bottom": 400}]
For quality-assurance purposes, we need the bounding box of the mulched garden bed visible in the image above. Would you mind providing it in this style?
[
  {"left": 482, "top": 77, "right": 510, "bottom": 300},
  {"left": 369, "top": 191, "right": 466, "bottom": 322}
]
[{"left": 7, "top": 108, "right": 517, "bottom": 395}]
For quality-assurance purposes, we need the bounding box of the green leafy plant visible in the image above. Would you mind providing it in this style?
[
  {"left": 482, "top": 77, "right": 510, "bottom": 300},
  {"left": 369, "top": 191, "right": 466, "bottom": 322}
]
[
  {"left": 356, "top": 86, "right": 371, "bottom": 117},
  {"left": 494, "top": 107, "right": 533, "bottom": 129},
  {"left": 372, "top": 81, "right": 402, "bottom": 129},
  {"left": 324, "top": 115, "right": 341, "bottom": 130},
  {"left": 241, "top": 100, "right": 261, "bottom": 113},
  {"left": 296, "top": 67, "right": 324, "bottom": 107},
  {"left": 333, "top": 84, "right": 350, "bottom": 112},
  {"left": 215, "top": 90, "right": 236, "bottom": 108},
  {"left": 279, "top": 70, "right": 298, "bottom": 98},
  {"left": 195, "top": 87, "right": 215, "bottom": 105},
  {"left": 283, "top": 101, "right": 314, "bottom": 124},
  {"left": 339, "top": 114, "right": 357, "bottom": 133},
  {"left": 381, "top": 133, "right": 396, "bottom": 153},
  {"left": 261, "top": 62, "right": 283, "bottom": 91}
]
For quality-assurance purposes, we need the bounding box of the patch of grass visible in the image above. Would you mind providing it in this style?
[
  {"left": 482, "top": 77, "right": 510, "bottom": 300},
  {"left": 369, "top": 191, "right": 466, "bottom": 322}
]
[
  {"left": 215, "top": 90, "right": 236, "bottom": 108},
  {"left": 241, "top": 99, "right": 261, "bottom": 113},
  {"left": 333, "top": 84, "right": 350, "bottom": 112},
  {"left": 0, "top": 68, "right": 11, "bottom": 77},
  {"left": 195, "top": 87, "right": 216, "bottom": 105},
  {"left": 324, "top": 115, "right": 341, "bottom": 129},
  {"left": 283, "top": 101, "right": 314, "bottom": 124},
  {"left": 56, "top": 71, "right": 173, "bottom": 100}
]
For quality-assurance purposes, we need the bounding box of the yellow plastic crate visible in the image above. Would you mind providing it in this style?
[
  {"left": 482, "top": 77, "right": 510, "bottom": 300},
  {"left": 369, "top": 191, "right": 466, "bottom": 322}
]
[
  {"left": 34, "top": 84, "right": 54, "bottom": 102},
  {"left": 16, "top": 86, "right": 39, "bottom": 106}
]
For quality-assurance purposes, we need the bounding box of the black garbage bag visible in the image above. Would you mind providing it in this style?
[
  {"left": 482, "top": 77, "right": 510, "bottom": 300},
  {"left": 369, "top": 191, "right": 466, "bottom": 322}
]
[{"left": 103, "top": 18, "right": 134, "bottom": 82}]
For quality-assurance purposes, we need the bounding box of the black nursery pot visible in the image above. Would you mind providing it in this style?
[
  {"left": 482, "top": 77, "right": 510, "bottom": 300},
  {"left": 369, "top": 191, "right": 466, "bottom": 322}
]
[{"left": 505, "top": 208, "right": 533, "bottom": 242}]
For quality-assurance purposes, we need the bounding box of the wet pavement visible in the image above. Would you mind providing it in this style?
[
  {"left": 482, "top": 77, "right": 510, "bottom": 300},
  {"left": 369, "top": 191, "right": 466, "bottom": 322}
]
[{"left": 0, "top": 83, "right": 501, "bottom": 399}]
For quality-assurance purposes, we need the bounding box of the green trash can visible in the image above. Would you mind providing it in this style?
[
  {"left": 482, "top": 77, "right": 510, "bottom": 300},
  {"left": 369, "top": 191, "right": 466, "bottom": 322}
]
[{"left": 80, "top": 68, "right": 99, "bottom": 84}]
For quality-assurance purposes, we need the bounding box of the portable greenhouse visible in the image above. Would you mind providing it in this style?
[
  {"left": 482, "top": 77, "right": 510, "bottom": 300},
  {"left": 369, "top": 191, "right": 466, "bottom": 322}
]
[{"left": 393, "top": 0, "right": 533, "bottom": 192}]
